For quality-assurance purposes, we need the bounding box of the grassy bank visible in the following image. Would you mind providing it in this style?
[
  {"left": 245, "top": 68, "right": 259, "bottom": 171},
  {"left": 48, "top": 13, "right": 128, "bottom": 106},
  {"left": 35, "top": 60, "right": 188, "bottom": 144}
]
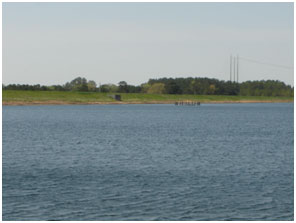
[{"left": 2, "top": 90, "right": 293, "bottom": 105}]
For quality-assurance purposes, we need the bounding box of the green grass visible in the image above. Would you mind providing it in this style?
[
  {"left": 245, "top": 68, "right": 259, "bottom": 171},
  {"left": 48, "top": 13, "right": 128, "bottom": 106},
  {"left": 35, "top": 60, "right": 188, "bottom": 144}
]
[
  {"left": 2, "top": 90, "right": 293, "bottom": 103},
  {"left": 3, "top": 90, "right": 114, "bottom": 102}
]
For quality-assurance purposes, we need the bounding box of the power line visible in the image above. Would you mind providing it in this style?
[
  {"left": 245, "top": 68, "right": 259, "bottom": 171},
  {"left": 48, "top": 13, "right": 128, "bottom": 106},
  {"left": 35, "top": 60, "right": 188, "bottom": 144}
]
[{"left": 239, "top": 57, "right": 293, "bottom": 70}]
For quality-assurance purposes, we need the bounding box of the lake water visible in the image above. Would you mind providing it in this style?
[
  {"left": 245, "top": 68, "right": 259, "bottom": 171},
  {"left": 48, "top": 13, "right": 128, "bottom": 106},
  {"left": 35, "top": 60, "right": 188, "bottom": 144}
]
[{"left": 2, "top": 103, "right": 294, "bottom": 220}]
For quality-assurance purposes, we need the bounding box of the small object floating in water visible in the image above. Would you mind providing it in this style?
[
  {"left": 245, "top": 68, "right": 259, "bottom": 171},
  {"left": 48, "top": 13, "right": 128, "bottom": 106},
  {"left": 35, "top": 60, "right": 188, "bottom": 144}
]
[{"left": 175, "top": 101, "right": 200, "bottom": 106}]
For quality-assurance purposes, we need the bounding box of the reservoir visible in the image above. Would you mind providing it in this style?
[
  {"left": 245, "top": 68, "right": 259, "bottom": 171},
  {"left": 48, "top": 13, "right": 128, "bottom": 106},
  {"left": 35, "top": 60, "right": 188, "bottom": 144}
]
[{"left": 2, "top": 103, "right": 294, "bottom": 220}]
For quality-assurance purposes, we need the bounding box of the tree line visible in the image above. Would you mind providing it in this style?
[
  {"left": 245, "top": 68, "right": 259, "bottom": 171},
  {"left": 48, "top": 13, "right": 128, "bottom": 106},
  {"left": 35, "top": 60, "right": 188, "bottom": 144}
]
[{"left": 2, "top": 76, "right": 294, "bottom": 97}]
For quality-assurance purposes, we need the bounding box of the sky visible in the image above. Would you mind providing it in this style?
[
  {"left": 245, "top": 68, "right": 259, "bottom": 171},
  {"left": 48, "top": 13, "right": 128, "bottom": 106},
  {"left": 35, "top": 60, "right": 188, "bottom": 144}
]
[{"left": 2, "top": 2, "right": 294, "bottom": 86}]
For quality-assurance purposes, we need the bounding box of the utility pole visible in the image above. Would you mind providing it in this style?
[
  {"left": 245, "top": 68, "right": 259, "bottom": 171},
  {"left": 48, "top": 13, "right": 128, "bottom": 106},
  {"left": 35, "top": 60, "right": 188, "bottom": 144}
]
[
  {"left": 237, "top": 55, "right": 239, "bottom": 83},
  {"left": 233, "top": 57, "right": 236, "bottom": 82},
  {"left": 230, "top": 55, "right": 232, "bottom": 82}
]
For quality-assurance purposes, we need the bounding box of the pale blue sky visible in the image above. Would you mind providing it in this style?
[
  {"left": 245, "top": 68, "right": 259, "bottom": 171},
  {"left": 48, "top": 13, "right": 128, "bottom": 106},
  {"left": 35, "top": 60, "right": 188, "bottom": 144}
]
[{"left": 3, "top": 2, "right": 294, "bottom": 86}]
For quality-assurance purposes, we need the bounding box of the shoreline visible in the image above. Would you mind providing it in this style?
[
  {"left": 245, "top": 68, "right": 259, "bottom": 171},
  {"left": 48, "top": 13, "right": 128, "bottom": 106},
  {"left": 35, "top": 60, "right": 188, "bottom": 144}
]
[{"left": 2, "top": 100, "right": 293, "bottom": 106}]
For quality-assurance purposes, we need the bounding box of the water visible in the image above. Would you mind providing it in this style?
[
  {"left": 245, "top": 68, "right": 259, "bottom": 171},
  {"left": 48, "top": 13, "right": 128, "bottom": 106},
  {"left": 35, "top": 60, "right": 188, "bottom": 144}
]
[{"left": 2, "top": 103, "right": 294, "bottom": 220}]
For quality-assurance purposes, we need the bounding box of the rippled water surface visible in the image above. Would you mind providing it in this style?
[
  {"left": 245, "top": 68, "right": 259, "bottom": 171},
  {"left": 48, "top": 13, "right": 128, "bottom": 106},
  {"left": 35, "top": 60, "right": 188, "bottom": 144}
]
[{"left": 3, "top": 103, "right": 294, "bottom": 220}]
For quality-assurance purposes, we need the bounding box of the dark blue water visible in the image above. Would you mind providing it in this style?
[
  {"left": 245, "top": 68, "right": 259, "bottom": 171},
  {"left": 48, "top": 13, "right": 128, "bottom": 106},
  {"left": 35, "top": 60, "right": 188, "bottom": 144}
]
[{"left": 2, "top": 103, "right": 294, "bottom": 220}]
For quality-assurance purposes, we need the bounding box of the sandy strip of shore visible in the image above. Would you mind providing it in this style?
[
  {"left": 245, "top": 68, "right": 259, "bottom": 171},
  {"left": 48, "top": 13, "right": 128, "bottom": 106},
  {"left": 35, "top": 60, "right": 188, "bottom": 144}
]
[{"left": 2, "top": 100, "right": 293, "bottom": 106}]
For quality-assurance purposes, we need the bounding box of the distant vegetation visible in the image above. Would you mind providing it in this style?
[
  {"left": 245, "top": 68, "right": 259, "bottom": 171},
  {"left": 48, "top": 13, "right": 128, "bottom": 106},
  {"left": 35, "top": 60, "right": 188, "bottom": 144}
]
[{"left": 2, "top": 76, "right": 294, "bottom": 97}]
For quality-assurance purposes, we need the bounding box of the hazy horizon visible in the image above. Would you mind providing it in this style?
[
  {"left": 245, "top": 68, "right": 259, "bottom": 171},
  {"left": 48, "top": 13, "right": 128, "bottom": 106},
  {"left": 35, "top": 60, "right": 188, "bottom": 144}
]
[{"left": 3, "top": 2, "right": 294, "bottom": 86}]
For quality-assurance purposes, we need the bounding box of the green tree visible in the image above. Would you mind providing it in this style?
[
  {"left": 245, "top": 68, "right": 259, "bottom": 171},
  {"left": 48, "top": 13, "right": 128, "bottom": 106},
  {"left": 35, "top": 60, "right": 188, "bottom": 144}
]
[
  {"left": 118, "top": 81, "right": 128, "bottom": 93},
  {"left": 165, "top": 80, "right": 181, "bottom": 94},
  {"left": 100, "top": 84, "right": 118, "bottom": 93},
  {"left": 147, "top": 83, "right": 165, "bottom": 94},
  {"left": 208, "top": 84, "right": 216, "bottom": 95},
  {"left": 87, "top": 80, "right": 97, "bottom": 92},
  {"left": 68, "top": 77, "right": 88, "bottom": 91},
  {"left": 141, "top": 83, "right": 151, "bottom": 93}
]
